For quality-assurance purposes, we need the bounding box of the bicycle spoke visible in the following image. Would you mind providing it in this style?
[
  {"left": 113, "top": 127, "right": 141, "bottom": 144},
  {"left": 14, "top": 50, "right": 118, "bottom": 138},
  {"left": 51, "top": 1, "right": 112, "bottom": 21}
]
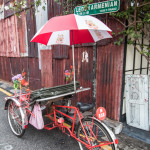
[
  {"left": 77, "top": 118, "right": 115, "bottom": 150},
  {"left": 8, "top": 101, "right": 25, "bottom": 137}
]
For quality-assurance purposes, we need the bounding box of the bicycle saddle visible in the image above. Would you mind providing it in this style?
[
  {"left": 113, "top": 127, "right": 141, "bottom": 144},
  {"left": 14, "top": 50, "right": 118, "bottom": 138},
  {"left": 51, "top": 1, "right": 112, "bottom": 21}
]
[{"left": 76, "top": 102, "right": 94, "bottom": 113}]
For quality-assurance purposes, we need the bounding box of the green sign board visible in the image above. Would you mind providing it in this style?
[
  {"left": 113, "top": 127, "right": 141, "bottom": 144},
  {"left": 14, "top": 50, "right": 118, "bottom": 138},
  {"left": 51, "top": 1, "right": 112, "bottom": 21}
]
[{"left": 74, "top": 0, "right": 120, "bottom": 16}]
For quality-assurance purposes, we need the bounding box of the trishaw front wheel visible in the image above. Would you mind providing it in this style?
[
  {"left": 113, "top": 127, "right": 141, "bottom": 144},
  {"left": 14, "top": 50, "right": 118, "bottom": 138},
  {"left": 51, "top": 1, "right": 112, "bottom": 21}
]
[
  {"left": 8, "top": 100, "right": 25, "bottom": 137},
  {"left": 77, "top": 117, "right": 115, "bottom": 150}
]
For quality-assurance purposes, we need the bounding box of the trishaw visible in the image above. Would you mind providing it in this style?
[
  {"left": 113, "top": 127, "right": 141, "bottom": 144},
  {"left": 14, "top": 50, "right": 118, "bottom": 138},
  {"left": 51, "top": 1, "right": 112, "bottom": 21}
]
[
  {"left": 4, "top": 81, "right": 118, "bottom": 150},
  {"left": 4, "top": 14, "right": 118, "bottom": 150}
]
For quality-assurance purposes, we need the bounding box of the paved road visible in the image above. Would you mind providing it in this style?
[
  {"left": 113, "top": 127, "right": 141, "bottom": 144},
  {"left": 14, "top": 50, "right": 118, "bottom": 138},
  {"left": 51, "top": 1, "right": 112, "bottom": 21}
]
[{"left": 0, "top": 92, "right": 79, "bottom": 150}]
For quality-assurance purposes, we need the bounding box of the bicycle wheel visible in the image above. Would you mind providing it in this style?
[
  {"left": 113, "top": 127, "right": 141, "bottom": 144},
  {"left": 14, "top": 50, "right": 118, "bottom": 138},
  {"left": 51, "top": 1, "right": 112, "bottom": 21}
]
[
  {"left": 77, "top": 117, "right": 115, "bottom": 150},
  {"left": 8, "top": 100, "right": 25, "bottom": 137}
]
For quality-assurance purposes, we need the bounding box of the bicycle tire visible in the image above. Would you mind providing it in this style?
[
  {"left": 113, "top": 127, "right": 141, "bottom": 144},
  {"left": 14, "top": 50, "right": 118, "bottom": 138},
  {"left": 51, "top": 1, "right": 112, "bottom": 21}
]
[
  {"left": 76, "top": 117, "right": 116, "bottom": 150},
  {"left": 8, "top": 100, "right": 25, "bottom": 137}
]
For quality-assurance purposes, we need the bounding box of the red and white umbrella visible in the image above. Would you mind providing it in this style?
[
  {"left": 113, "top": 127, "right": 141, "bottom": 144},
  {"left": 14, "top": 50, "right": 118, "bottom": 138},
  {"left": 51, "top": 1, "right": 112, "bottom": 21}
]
[
  {"left": 31, "top": 14, "right": 112, "bottom": 90},
  {"left": 31, "top": 14, "right": 112, "bottom": 45}
]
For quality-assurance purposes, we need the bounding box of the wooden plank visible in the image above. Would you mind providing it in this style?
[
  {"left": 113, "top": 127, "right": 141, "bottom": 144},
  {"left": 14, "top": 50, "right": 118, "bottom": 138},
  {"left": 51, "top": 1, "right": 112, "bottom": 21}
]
[
  {"left": 28, "top": 57, "right": 41, "bottom": 90},
  {"left": 52, "top": 58, "right": 64, "bottom": 86},
  {"left": 53, "top": 0, "right": 62, "bottom": 17},
  {"left": 0, "top": 20, "right": 5, "bottom": 56},
  {"left": 53, "top": 45, "right": 69, "bottom": 59},
  {"left": 9, "top": 57, "right": 22, "bottom": 75},
  {"left": 0, "top": 57, "right": 10, "bottom": 81},
  {"left": 28, "top": 58, "right": 35, "bottom": 89},
  {"left": 26, "top": 8, "right": 38, "bottom": 57},
  {"left": 0, "top": 0, "right": 3, "bottom": 4},
  {"left": 0, "top": 57, "right": 3, "bottom": 79},
  {"left": 76, "top": 46, "right": 93, "bottom": 104},
  {"left": 3, "top": 19, "right": 7, "bottom": 56},
  {"left": 47, "top": 0, "right": 54, "bottom": 19},
  {"left": 22, "top": 57, "right": 28, "bottom": 73},
  {"left": 96, "top": 43, "right": 124, "bottom": 121},
  {"left": 16, "top": 11, "right": 28, "bottom": 55},
  {"left": 41, "top": 50, "right": 53, "bottom": 88},
  {"left": 4, "top": 57, "right": 11, "bottom": 81},
  {"left": 33, "top": 58, "right": 41, "bottom": 89},
  {"left": 7, "top": 15, "right": 20, "bottom": 57}
]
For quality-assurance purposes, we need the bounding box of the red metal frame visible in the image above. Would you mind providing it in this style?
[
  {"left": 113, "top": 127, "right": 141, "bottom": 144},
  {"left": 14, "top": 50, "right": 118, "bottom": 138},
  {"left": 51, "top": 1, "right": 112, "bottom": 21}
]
[
  {"left": 44, "top": 104, "right": 114, "bottom": 149},
  {"left": 19, "top": 92, "right": 31, "bottom": 108},
  {"left": 7, "top": 91, "right": 115, "bottom": 149},
  {"left": 14, "top": 92, "right": 35, "bottom": 117}
]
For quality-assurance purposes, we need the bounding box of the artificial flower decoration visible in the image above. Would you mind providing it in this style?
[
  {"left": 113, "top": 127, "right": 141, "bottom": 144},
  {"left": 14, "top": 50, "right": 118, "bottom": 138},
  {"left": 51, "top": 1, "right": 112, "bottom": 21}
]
[
  {"left": 12, "top": 72, "right": 29, "bottom": 90},
  {"left": 64, "top": 65, "right": 74, "bottom": 84},
  {"left": 24, "top": 82, "right": 29, "bottom": 86},
  {"left": 65, "top": 70, "right": 70, "bottom": 83},
  {"left": 21, "top": 78, "right": 26, "bottom": 85},
  {"left": 12, "top": 74, "right": 23, "bottom": 90},
  {"left": 22, "top": 72, "right": 26, "bottom": 77}
]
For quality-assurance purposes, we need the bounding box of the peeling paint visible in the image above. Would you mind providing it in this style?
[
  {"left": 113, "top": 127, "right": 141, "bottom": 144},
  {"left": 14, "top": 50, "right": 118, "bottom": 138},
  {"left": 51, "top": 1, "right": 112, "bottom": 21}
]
[{"left": 82, "top": 51, "right": 89, "bottom": 63}]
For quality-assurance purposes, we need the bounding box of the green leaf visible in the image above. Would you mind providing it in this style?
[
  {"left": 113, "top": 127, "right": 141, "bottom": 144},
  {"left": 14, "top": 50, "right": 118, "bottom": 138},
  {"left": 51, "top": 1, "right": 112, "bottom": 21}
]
[
  {"left": 84, "top": 4, "right": 88, "bottom": 10},
  {"left": 111, "top": 32, "right": 116, "bottom": 36},
  {"left": 42, "top": 6, "right": 45, "bottom": 11},
  {"left": 13, "top": 82, "right": 19, "bottom": 90},
  {"left": 114, "top": 38, "right": 124, "bottom": 46}
]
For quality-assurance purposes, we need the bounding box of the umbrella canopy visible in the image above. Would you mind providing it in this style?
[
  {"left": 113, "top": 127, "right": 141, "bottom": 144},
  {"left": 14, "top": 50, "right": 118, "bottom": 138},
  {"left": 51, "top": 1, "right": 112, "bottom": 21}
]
[
  {"left": 31, "top": 14, "right": 112, "bottom": 91},
  {"left": 31, "top": 14, "right": 112, "bottom": 46}
]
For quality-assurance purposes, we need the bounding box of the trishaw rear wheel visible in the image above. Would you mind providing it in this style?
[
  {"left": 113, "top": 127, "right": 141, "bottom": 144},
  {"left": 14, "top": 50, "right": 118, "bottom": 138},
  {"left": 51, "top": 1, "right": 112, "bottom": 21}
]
[
  {"left": 8, "top": 100, "right": 25, "bottom": 137},
  {"left": 77, "top": 117, "right": 115, "bottom": 150}
]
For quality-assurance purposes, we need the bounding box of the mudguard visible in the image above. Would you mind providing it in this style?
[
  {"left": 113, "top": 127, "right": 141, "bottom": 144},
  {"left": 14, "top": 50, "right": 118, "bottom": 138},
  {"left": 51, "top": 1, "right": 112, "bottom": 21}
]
[
  {"left": 4, "top": 96, "right": 20, "bottom": 110},
  {"left": 4, "top": 97, "right": 28, "bottom": 129}
]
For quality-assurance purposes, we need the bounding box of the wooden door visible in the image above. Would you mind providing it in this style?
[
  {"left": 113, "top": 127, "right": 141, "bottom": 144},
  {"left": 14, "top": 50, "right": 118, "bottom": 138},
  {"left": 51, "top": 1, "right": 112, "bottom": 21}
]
[{"left": 125, "top": 75, "right": 149, "bottom": 131}]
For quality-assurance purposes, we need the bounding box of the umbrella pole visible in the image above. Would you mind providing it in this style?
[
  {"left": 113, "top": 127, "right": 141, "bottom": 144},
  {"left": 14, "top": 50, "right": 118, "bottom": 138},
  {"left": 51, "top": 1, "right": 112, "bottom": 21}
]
[{"left": 72, "top": 45, "right": 76, "bottom": 91}]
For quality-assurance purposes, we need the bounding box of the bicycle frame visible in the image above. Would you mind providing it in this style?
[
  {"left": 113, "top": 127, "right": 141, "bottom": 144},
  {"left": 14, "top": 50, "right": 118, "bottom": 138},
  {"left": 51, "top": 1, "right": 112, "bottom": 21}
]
[
  {"left": 44, "top": 104, "right": 114, "bottom": 150},
  {"left": 4, "top": 85, "right": 117, "bottom": 149}
]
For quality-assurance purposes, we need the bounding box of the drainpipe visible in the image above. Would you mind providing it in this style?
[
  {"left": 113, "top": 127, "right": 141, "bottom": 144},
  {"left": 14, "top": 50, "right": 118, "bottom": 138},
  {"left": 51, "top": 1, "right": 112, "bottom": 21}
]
[{"left": 120, "top": 20, "right": 128, "bottom": 122}]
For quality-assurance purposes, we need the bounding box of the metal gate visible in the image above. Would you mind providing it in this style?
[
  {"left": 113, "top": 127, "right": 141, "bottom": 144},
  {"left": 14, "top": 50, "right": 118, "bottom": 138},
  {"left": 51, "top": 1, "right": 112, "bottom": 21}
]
[{"left": 125, "top": 75, "right": 149, "bottom": 131}]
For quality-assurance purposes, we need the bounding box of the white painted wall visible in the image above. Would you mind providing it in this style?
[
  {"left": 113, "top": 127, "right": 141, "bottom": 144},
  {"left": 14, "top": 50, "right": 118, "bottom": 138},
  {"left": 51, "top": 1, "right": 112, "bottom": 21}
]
[
  {"left": 34, "top": 0, "right": 51, "bottom": 69},
  {"left": 0, "top": 3, "right": 4, "bottom": 20},
  {"left": 126, "top": 38, "right": 149, "bottom": 75}
]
